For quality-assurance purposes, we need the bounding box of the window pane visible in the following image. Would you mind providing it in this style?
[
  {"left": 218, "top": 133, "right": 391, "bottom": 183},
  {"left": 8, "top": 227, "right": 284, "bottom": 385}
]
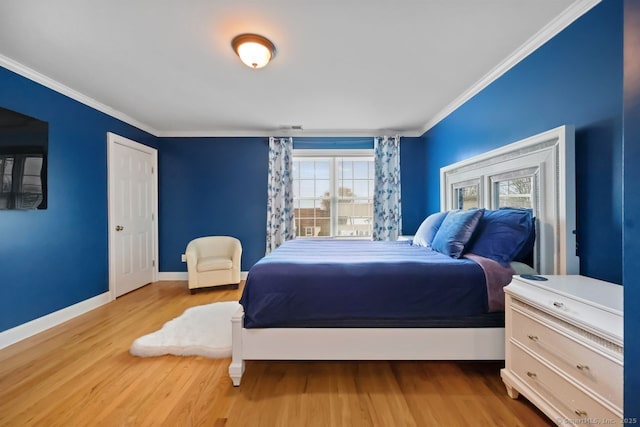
[
  {"left": 497, "top": 177, "right": 533, "bottom": 209},
  {"left": 340, "top": 160, "right": 353, "bottom": 179},
  {"left": 455, "top": 185, "right": 479, "bottom": 209},
  {"left": 336, "top": 199, "right": 373, "bottom": 237},
  {"left": 292, "top": 161, "right": 299, "bottom": 179},
  {"left": 315, "top": 200, "right": 331, "bottom": 237},
  {"left": 337, "top": 185, "right": 354, "bottom": 199},
  {"left": 299, "top": 199, "right": 314, "bottom": 209},
  {"left": 315, "top": 179, "right": 330, "bottom": 197},
  {"left": 353, "top": 161, "right": 369, "bottom": 179},
  {"left": 315, "top": 161, "right": 330, "bottom": 179},
  {"left": 292, "top": 180, "right": 299, "bottom": 199},
  {"left": 353, "top": 180, "right": 368, "bottom": 198},
  {"left": 300, "top": 180, "right": 314, "bottom": 197},
  {"left": 299, "top": 160, "right": 314, "bottom": 179}
]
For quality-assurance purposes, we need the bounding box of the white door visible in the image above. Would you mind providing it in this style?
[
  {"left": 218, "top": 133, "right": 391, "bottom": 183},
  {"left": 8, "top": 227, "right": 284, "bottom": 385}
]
[{"left": 108, "top": 133, "right": 157, "bottom": 297}]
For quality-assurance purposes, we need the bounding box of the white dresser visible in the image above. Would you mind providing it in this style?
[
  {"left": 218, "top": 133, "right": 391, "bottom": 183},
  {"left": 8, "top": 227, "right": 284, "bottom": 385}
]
[{"left": 501, "top": 275, "right": 623, "bottom": 423}]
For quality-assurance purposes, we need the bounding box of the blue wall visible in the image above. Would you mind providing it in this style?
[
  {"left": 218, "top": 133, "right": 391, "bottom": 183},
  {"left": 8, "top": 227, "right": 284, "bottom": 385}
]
[
  {"left": 624, "top": 0, "right": 640, "bottom": 415},
  {"left": 0, "top": 67, "right": 158, "bottom": 332},
  {"left": 158, "top": 137, "right": 269, "bottom": 272},
  {"left": 158, "top": 136, "right": 426, "bottom": 273},
  {"left": 422, "top": 0, "right": 623, "bottom": 285},
  {"left": 399, "top": 137, "right": 426, "bottom": 235}
]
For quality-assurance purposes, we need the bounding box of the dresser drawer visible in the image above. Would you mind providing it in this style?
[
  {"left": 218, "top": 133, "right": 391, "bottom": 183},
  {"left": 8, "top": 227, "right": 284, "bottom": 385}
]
[
  {"left": 510, "top": 344, "right": 619, "bottom": 420},
  {"left": 505, "top": 280, "right": 623, "bottom": 343},
  {"left": 510, "top": 307, "right": 622, "bottom": 409}
]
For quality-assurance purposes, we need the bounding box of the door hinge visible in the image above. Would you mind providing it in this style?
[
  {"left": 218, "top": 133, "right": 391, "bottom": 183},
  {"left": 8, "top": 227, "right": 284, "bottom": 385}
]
[
  {"left": 152, "top": 213, "right": 155, "bottom": 221},
  {"left": 151, "top": 166, "right": 154, "bottom": 174},
  {"left": 152, "top": 260, "right": 155, "bottom": 267}
]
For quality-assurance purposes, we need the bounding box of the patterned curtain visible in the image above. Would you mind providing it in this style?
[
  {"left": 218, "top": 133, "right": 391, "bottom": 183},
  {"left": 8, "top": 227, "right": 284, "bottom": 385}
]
[
  {"left": 373, "top": 135, "right": 402, "bottom": 241},
  {"left": 266, "top": 137, "right": 295, "bottom": 253}
]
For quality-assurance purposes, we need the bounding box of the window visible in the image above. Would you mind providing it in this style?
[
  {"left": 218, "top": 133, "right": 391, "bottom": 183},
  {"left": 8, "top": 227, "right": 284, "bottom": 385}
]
[
  {"left": 491, "top": 168, "right": 538, "bottom": 211},
  {"left": 496, "top": 176, "right": 534, "bottom": 209},
  {"left": 453, "top": 180, "right": 480, "bottom": 209},
  {"left": 293, "top": 150, "right": 374, "bottom": 238}
]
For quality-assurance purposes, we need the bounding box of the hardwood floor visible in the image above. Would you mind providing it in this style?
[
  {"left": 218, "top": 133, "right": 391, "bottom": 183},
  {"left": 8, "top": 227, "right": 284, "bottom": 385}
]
[{"left": 0, "top": 281, "right": 553, "bottom": 426}]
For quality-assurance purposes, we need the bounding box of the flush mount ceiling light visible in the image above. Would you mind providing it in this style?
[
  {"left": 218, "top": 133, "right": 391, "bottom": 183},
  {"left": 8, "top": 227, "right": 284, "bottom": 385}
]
[{"left": 231, "top": 34, "right": 276, "bottom": 69}]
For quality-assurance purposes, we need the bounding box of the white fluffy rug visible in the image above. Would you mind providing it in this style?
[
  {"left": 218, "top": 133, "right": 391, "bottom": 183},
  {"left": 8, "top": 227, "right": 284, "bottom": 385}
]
[{"left": 130, "top": 301, "right": 241, "bottom": 359}]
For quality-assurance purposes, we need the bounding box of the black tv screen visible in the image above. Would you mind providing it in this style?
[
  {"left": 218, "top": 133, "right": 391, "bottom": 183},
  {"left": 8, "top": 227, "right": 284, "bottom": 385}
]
[{"left": 0, "top": 106, "right": 48, "bottom": 210}]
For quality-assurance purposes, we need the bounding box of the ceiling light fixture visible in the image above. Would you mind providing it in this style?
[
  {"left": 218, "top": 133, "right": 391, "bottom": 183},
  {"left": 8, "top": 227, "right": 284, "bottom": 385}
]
[{"left": 231, "top": 34, "right": 276, "bottom": 69}]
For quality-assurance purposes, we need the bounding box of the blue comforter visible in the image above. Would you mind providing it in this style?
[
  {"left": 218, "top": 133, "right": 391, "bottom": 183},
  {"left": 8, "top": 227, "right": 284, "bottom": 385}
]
[{"left": 240, "top": 239, "right": 489, "bottom": 328}]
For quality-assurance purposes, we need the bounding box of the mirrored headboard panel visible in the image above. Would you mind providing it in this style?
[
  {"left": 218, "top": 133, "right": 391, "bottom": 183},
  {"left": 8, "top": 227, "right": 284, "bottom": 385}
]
[{"left": 440, "top": 125, "right": 578, "bottom": 275}]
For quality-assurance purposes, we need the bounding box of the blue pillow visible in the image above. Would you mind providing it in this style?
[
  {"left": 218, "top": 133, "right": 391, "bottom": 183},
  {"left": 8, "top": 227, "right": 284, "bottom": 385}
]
[
  {"left": 431, "top": 209, "right": 484, "bottom": 258},
  {"left": 466, "top": 208, "right": 534, "bottom": 265},
  {"left": 412, "top": 211, "right": 449, "bottom": 247},
  {"left": 514, "top": 215, "right": 536, "bottom": 263}
]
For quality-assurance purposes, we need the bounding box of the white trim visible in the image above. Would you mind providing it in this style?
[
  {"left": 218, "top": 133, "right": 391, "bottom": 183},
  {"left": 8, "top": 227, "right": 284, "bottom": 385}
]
[
  {"left": 159, "top": 129, "right": 412, "bottom": 138},
  {"left": 158, "top": 271, "right": 249, "bottom": 281},
  {"left": 292, "top": 148, "right": 373, "bottom": 157},
  {"left": 158, "top": 272, "right": 188, "bottom": 281},
  {"left": 107, "top": 133, "right": 159, "bottom": 299},
  {"left": 0, "top": 292, "right": 111, "bottom": 350},
  {"left": 0, "top": 54, "right": 159, "bottom": 136},
  {"left": 419, "top": 0, "right": 601, "bottom": 135}
]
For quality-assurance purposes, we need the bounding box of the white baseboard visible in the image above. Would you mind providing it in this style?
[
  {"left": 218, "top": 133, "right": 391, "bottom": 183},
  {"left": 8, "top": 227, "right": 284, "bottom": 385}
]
[
  {"left": 0, "top": 292, "right": 112, "bottom": 350},
  {"left": 158, "top": 272, "right": 188, "bottom": 280},
  {"left": 158, "top": 271, "right": 249, "bottom": 281}
]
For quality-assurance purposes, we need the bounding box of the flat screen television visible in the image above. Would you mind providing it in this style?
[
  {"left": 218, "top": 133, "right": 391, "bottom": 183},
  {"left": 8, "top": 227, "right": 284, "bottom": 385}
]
[{"left": 0, "top": 106, "right": 48, "bottom": 210}]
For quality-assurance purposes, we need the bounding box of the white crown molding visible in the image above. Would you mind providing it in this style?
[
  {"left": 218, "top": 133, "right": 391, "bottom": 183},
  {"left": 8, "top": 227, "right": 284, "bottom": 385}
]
[
  {"left": 0, "top": 292, "right": 112, "bottom": 350},
  {"left": 419, "top": 0, "right": 601, "bottom": 135},
  {"left": 0, "top": 53, "right": 160, "bottom": 136},
  {"left": 157, "top": 129, "right": 422, "bottom": 138}
]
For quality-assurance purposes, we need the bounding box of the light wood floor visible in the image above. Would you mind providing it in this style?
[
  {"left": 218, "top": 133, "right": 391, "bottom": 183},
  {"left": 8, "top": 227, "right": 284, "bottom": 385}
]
[{"left": 0, "top": 281, "right": 553, "bottom": 426}]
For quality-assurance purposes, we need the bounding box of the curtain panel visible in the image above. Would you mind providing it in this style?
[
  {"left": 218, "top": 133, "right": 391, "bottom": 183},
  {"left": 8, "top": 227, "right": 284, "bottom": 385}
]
[
  {"left": 266, "top": 137, "right": 295, "bottom": 254},
  {"left": 373, "top": 135, "right": 402, "bottom": 241}
]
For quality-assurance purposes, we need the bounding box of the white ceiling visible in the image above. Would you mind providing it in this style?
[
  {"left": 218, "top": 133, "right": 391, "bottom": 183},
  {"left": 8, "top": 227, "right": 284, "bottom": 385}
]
[{"left": 0, "top": 0, "right": 597, "bottom": 137}]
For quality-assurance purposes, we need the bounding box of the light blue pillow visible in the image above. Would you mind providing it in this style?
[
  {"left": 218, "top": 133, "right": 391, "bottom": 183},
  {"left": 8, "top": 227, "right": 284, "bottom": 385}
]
[
  {"left": 431, "top": 209, "right": 484, "bottom": 258},
  {"left": 412, "top": 211, "right": 449, "bottom": 247}
]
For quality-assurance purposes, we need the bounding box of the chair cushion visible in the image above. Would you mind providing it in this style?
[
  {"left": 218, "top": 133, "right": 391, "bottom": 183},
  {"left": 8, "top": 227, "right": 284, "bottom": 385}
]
[{"left": 197, "top": 256, "right": 233, "bottom": 272}]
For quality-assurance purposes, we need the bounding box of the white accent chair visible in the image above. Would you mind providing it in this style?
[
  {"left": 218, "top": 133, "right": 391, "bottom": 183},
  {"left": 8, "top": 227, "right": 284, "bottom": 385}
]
[{"left": 185, "top": 236, "right": 242, "bottom": 293}]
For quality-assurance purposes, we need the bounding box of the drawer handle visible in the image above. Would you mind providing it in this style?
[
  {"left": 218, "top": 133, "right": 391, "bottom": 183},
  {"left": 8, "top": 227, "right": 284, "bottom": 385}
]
[
  {"left": 552, "top": 301, "right": 564, "bottom": 308},
  {"left": 527, "top": 334, "right": 539, "bottom": 342},
  {"left": 576, "top": 364, "right": 590, "bottom": 371},
  {"left": 574, "top": 409, "right": 588, "bottom": 417},
  {"left": 526, "top": 371, "right": 537, "bottom": 379}
]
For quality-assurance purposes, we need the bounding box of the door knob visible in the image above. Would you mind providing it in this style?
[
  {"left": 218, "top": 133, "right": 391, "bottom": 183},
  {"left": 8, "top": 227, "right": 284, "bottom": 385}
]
[{"left": 115, "top": 225, "right": 124, "bottom": 231}]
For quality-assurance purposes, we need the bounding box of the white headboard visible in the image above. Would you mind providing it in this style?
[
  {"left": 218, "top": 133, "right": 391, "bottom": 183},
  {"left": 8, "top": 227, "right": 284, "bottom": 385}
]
[{"left": 440, "top": 125, "right": 579, "bottom": 275}]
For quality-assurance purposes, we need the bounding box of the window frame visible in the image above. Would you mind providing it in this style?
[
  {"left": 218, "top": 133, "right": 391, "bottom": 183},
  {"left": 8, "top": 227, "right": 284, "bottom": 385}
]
[{"left": 293, "top": 149, "right": 374, "bottom": 239}]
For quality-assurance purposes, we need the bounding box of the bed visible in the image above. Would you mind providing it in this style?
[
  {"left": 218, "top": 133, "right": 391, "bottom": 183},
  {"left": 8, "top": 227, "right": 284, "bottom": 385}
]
[
  {"left": 229, "top": 125, "right": 579, "bottom": 386},
  {"left": 240, "top": 239, "right": 506, "bottom": 329}
]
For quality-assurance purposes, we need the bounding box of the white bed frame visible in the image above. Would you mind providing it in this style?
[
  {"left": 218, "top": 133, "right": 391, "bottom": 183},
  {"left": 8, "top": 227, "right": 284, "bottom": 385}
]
[{"left": 229, "top": 125, "right": 579, "bottom": 386}]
